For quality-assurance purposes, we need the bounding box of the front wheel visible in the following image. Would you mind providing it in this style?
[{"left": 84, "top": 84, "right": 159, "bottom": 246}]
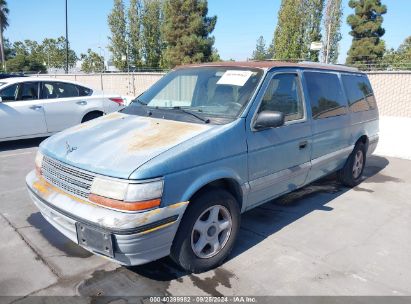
[
  {"left": 338, "top": 142, "right": 366, "bottom": 187},
  {"left": 170, "top": 189, "right": 240, "bottom": 273}
]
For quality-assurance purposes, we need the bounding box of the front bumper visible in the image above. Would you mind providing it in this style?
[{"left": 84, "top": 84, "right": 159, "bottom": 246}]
[{"left": 26, "top": 170, "right": 188, "bottom": 266}]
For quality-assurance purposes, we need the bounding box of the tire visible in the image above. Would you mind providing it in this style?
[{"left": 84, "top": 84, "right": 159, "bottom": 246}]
[
  {"left": 170, "top": 189, "right": 240, "bottom": 273},
  {"left": 81, "top": 112, "right": 103, "bottom": 123},
  {"left": 338, "top": 142, "right": 366, "bottom": 187}
]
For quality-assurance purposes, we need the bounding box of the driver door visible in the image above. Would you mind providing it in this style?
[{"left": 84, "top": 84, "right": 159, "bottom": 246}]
[
  {"left": 245, "top": 71, "right": 312, "bottom": 210},
  {"left": 0, "top": 81, "right": 48, "bottom": 140}
]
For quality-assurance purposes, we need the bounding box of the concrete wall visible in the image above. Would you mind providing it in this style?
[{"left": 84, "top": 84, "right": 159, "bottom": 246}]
[
  {"left": 35, "top": 71, "right": 411, "bottom": 118},
  {"left": 367, "top": 72, "right": 411, "bottom": 117}
]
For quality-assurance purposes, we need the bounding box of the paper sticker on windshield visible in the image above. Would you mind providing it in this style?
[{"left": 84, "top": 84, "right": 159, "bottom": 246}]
[{"left": 217, "top": 70, "right": 253, "bottom": 87}]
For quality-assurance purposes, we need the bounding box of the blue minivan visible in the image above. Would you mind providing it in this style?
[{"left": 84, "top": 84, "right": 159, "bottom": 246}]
[{"left": 26, "top": 61, "right": 379, "bottom": 273}]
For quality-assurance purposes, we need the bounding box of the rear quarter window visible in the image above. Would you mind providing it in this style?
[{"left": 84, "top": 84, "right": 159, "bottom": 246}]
[
  {"left": 342, "top": 74, "right": 377, "bottom": 112},
  {"left": 78, "top": 86, "right": 93, "bottom": 96},
  {"left": 305, "top": 72, "right": 347, "bottom": 119}
]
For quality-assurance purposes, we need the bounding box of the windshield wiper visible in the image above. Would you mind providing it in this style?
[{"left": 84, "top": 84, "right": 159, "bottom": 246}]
[{"left": 171, "top": 106, "right": 210, "bottom": 124}]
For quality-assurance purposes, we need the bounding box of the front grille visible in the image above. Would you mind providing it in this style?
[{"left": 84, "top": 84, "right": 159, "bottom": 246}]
[{"left": 41, "top": 156, "right": 95, "bottom": 199}]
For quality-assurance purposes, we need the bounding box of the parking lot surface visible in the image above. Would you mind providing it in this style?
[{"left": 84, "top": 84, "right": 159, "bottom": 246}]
[{"left": 1, "top": 138, "right": 410, "bottom": 298}]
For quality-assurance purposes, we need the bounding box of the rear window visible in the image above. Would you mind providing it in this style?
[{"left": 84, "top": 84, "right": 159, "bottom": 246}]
[
  {"left": 342, "top": 74, "right": 377, "bottom": 112},
  {"left": 305, "top": 72, "right": 347, "bottom": 119}
]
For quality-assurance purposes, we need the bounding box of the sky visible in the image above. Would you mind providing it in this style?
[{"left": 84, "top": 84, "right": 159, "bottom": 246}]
[{"left": 5, "top": 0, "right": 409, "bottom": 64}]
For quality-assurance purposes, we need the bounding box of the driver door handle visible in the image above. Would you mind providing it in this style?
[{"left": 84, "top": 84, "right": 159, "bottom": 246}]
[
  {"left": 299, "top": 140, "right": 308, "bottom": 150},
  {"left": 76, "top": 100, "right": 87, "bottom": 105},
  {"left": 29, "top": 105, "right": 43, "bottom": 110}
]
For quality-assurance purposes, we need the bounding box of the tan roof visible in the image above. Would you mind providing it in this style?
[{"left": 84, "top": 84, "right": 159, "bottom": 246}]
[{"left": 176, "top": 61, "right": 361, "bottom": 73}]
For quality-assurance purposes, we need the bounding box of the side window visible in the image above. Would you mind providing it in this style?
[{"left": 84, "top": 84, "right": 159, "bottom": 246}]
[
  {"left": 0, "top": 84, "right": 19, "bottom": 101},
  {"left": 42, "top": 82, "right": 79, "bottom": 99},
  {"left": 305, "top": 72, "right": 347, "bottom": 119},
  {"left": 18, "top": 82, "right": 39, "bottom": 101},
  {"left": 342, "top": 75, "right": 371, "bottom": 112},
  {"left": 78, "top": 86, "right": 93, "bottom": 96},
  {"left": 258, "top": 73, "right": 304, "bottom": 122}
]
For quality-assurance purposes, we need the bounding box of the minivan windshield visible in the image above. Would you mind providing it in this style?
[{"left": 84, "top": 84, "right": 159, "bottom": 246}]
[{"left": 129, "top": 67, "right": 264, "bottom": 119}]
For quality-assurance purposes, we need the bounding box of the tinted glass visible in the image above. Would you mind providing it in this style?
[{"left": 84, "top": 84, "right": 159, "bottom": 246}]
[
  {"left": 305, "top": 72, "right": 347, "bottom": 119},
  {"left": 19, "top": 82, "right": 39, "bottom": 101},
  {"left": 42, "top": 82, "right": 79, "bottom": 99},
  {"left": 78, "top": 86, "right": 93, "bottom": 96},
  {"left": 131, "top": 67, "right": 264, "bottom": 118},
  {"left": 342, "top": 75, "right": 376, "bottom": 112},
  {"left": 259, "top": 73, "right": 304, "bottom": 122},
  {"left": 0, "top": 84, "right": 18, "bottom": 101}
]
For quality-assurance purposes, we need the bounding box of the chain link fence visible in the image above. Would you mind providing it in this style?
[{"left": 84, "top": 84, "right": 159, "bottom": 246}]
[{"left": 22, "top": 66, "right": 411, "bottom": 118}]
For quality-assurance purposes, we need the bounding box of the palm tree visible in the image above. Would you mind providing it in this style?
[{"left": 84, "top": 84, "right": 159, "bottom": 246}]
[{"left": 0, "top": 0, "right": 9, "bottom": 71}]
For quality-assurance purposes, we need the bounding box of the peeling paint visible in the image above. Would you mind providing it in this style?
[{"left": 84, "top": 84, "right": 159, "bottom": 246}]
[
  {"left": 168, "top": 201, "right": 189, "bottom": 209},
  {"left": 126, "top": 118, "right": 207, "bottom": 152}
]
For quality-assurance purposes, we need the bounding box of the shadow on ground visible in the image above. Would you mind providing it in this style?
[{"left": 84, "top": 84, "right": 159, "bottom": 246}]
[
  {"left": 0, "top": 137, "right": 46, "bottom": 152},
  {"left": 76, "top": 155, "right": 391, "bottom": 297}
]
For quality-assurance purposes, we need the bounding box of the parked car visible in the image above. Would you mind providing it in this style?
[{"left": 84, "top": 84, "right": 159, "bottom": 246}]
[
  {"left": 0, "top": 73, "right": 26, "bottom": 79},
  {"left": 0, "top": 77, "right": 125, "bottom": 142},
  {"left": 26, "top": 62, "right": 379, "bottom": 273}
]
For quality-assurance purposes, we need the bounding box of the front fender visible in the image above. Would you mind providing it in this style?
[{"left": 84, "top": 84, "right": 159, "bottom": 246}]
[{"left": 161, "top": 153, "right": 249, "bottom": 212}]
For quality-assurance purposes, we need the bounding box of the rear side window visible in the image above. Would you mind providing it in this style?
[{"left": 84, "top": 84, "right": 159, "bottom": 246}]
[
  {"left": 42, "top": 82, "right": 79, "bottom": 99},
  {"left": 259, "top": 73, "right": 304, "bottom": 122},
  {"left": 19, "top": 82, "right": 40, "bottom": 101},
  {"left": 305, "top": 72, "right": 347, "bottom": 119},
  {"left": 78, "top": 85, "right": 93, "bottom": 96},
  {"left": 342, "top": 75, "right": 377, "bottom": 112}
]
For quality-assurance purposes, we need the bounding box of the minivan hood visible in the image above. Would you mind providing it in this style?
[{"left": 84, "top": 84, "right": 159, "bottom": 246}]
[{"left": 41, "top": 112, "right": 213, "bottom": 179}]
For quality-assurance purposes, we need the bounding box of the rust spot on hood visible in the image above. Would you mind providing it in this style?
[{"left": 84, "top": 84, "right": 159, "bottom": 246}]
[{"left": 126, "top": 118, "right": 208, "bottom": 152}]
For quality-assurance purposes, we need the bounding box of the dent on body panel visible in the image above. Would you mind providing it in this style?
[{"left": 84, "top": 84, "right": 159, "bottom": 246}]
[{"left": 125, "top": 118, "right": 208, "bottom": 153}]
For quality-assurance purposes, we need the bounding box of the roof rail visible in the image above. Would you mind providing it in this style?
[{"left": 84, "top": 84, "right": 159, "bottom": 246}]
[{"left": 299, "top": 61, "right": 359, "bottom": 72}]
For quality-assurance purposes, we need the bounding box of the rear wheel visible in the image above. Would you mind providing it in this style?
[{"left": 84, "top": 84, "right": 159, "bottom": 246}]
[
  {"left": 81, "top": 111, "right": 103, "bottom": 123},
  {"left": 338, "top": 142, "right": 366, "bottom": 187},
  {"left": 170, "top": 189, "right": 240, "bottom": 273}
]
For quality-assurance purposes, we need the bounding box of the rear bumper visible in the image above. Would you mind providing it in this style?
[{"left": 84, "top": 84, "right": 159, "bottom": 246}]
[
  {"left": 26, "top": 170, "right": 188, "bottom": 266},
  {"left": 368, "top": 134, "right": 379, "bottom": 156}
]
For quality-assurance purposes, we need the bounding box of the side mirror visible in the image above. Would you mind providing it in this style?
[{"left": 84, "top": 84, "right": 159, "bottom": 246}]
[{"left": 254, "top": 111, "right": 285, "bottom": 130}]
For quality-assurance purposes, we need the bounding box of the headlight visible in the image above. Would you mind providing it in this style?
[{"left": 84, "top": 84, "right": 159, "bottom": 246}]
[
  {"left": 35, "top": 151, "right": 44, "bottom": 174},
  {"left": 89, "top": 177, "right": 163, "bottom": 212}
]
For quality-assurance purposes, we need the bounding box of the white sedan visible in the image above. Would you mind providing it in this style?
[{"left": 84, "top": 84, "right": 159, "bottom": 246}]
[{"left": 0, "top": 77, "right": 125, "bottom": 142}]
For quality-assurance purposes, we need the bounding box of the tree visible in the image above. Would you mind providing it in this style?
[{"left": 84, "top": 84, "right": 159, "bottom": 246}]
[
  {"left": 4, "top": 38, "right": 77, "bottom": 72},
  {"left": 302, "top": 0, "right": 324, "bottom": 61},
  {"left": 323, "top": 0, "right": 343, "bottom": 64},
  {"left": 41, "top": 37, "right": 77, "bottom": 69},
  {"left": 346, "top": 0, "right": 387, "bottom": 67},
  {"left": 0, "top": 0, "right": 8, "bottom": 70},
  {"left": 272, "top": 0, "right": 323, "bottom": 61},
  {"left": 210, "top": 47, "right": 221, "bottom": 62},
  {"left": 162, "top": 0, "right": 217, "bottom": 68},
  {"left": 252, "top": 36, "right": 269, "bottom": 60},
  {"left": 128, "top": 0, "right": 142, "bottom": 68},
  {"left": 272, "top": 0, "right": 304, "bottom": 60},
  {"left": 80, "top": 49, "right": 105, "bottom": 73},
  {"left": 382, "top": 36, "right": 411, "bottom": 70},
  {"left": 6, "top": 54, "right": 46, "bottom": 73},
  {"left": 141, "top": 0, "right": 163, "bottom": 68},
  {"left": 108, "top": 0, "right": 128, "bottom": 70}
]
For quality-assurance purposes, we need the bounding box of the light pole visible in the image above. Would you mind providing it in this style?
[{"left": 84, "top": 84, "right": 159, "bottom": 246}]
[
  {"left": 98, "top": 46, "right": 106, "bottom": 72},
  {"left": 65, "top": 0, "right": 69, "bottom": 74}
]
